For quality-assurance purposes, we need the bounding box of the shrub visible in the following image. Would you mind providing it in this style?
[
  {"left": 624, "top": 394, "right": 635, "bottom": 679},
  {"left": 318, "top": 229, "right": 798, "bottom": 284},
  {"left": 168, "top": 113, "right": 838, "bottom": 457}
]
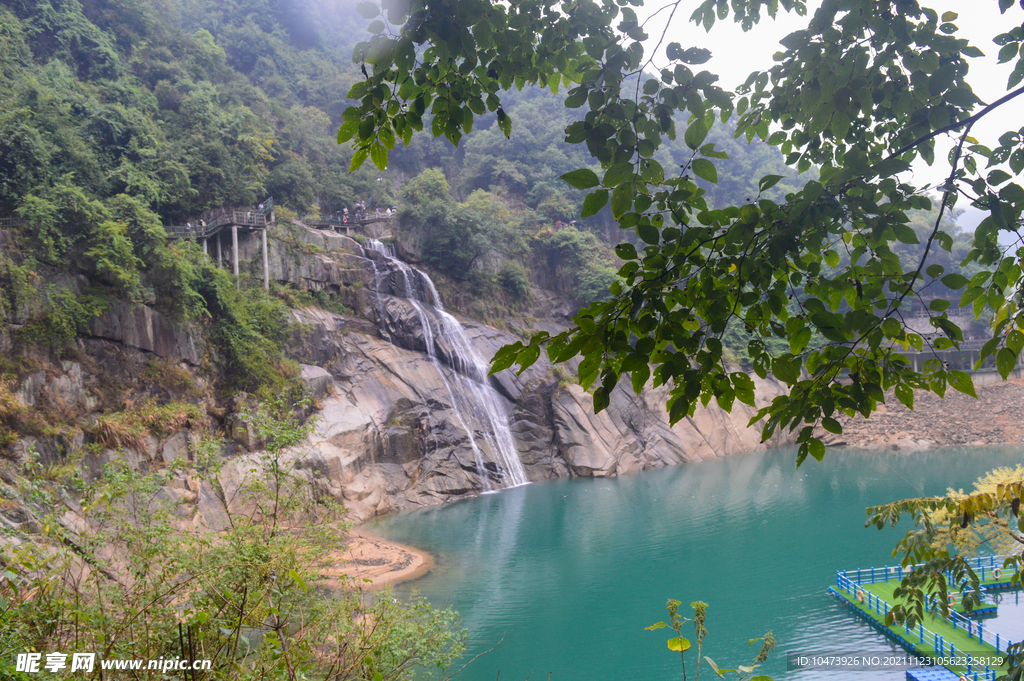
[{"left": 498, "top": 261, "right": 531, "bottom": 300}]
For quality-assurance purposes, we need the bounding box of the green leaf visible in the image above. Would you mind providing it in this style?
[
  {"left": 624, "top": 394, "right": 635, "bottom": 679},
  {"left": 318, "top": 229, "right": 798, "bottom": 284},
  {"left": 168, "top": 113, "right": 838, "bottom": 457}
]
[
  {"left": 881, "top": 317, "right": 901, "bottom": 338},
  {"left": 610, "top": 184, "right": 633, "bottom": 218},
  {"left": 790, "top": 327, "right": 811, "bottom": 354},
  {"left": 615, "top": 242, "right": 638, "bottom": 260},
  {"left": 685, "top": 119, "right": 708, "bottom": 150},
  {"left": 667, "top": 637, "right": 691, "bottom": 652},
  {"left": 808, "top": 438, "right": 826, "bottom": 461},
  {"left": 822, "top": 417, "right": 842, "bottom": 434},
  {"left": 561, "top": 168, "right": 601, "bottom": 189},
  {"left": 581, "top": 190, "right": 609, "bottom": 218},
  {"left": 370, "top": 143, "right": 388, "bottom": 170},
  {"left": 289, "top": 568, "right": 309, "bottom": 593},
  {"left": 947, "top": 370, "right": 977, "bottom": 398},
  {"left": 691, "top": 158, "right": 718, "bottom": 183},
  {"left": 357, "top": 1, "right": 379, "bottom": 18},
  {"left": 989, "top": 169, "right": 1012, "bottom": 186},
  {"left": 892, "top": 223, "right": 919, "bottom": 244},
  {"left": 941, "top": 273, "right": 968, "bottom": 289},
  {"left": 926, "top": 264, "right": 945, "bottom": 278},
  {"left": 1008, "top": 329, "right": 1024, "bottom": 354},
  {"left": 603, "top": 162, "right": 635, "bottom": 187},
  {"left": 645, "top": 622, "right": 667, "bottom": 630},
  {"left": 631, "top": 364, "right": 651, "bottom": 393},
  {"left": 894, "top": 383, "right": 914, "bottom": 410},
  {"left": 997, "top": 347, "right": 1018, "bottom": 379},
  {"left": 758, "top": 174, "right": 784, "bottom": 192},
  {"left": 351, "top": 147, "right": 370, "bottom": 171},
  {"left": 637, "top": 223, "right": 660, "bottom": 245},
  {"left": 490, "top": 342, "right": 525, "bottom": 375}
]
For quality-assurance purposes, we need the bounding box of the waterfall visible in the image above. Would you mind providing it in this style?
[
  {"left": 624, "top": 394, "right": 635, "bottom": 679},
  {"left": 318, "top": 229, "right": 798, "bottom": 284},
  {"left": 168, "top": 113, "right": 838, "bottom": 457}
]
[{"left": 365, "top": 239, "right": 529, "bottom": 489}]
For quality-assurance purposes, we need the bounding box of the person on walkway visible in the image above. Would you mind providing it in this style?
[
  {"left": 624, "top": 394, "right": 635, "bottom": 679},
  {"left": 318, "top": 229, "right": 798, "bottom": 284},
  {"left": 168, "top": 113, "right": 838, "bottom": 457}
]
[
  {"left": 258, "top": 203, "right": 264, "bottom": 213},
  {"left": 247, "top": 211, "right": 252, "bottom": 224},
  {"left": 385, "top": 207, "right": 392, "bottom": 217},
  {"left": 199, "top": 219, "right": 206, "bottom": 231},
  {"left": 186, "top": 222, "right": 193, "bottom": 237}
]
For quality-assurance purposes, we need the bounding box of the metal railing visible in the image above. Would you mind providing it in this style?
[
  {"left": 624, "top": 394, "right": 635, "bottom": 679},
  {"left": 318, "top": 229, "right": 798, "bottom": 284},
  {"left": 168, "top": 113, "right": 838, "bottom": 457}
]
[
  {"left": 299, "top": 212, "right": 394, "bottom": 227},
  {"left": 0, "top": 217, "right": 22, "bottom": 229},
  {"left": 839, "top": 556, "right": 1007, "bottom": 586}
]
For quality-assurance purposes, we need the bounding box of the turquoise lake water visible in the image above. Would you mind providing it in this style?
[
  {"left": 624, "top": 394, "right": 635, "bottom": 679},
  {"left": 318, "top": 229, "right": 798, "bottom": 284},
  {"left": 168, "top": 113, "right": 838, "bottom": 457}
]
[{"left": 364, "top": 446, "right": 1024, "bottom": 680}]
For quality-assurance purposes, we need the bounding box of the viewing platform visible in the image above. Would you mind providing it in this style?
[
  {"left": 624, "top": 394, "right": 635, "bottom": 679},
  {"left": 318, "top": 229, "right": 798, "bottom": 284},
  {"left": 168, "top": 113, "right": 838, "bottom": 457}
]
[
  {"left": 164, "top": 202, "right": 276, "bottom": 290},
  {"left": 165, "top": 208, "right": 269, "bottom": 240},
  {"left": 831, "top": 556, "right": 1015, "bottom": 681}
]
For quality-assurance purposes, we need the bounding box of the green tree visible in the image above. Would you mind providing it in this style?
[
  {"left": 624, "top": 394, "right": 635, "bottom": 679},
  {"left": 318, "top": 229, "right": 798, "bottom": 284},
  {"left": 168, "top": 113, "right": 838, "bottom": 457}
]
[
  {"left": 343, "top": 0, "right": 1024, "bottom": 468},
  {"left": 866, "top": 466, "right": 1024, "bottom": 675},
  {"left": 399, "top": 168, "right": 495, "bottom": 278}
]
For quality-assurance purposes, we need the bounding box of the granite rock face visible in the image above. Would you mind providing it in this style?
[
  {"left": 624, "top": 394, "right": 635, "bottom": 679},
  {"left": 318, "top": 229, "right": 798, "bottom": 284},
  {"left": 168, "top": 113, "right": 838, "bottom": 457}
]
[{"left": 284, "top": 303, "right": 793, "bottom": 522}]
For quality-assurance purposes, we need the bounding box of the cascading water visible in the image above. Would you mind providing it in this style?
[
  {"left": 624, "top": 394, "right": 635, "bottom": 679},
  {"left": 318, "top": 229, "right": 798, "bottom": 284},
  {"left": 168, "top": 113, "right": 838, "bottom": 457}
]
[{"left": 365, "top": 239, "right": 529, "bottom": 489}]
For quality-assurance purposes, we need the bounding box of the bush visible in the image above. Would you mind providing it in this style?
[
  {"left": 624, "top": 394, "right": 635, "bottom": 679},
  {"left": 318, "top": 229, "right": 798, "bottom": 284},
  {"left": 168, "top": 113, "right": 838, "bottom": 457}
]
[{"left": 498, "top": 262, "right": 531, "bottom": 299}]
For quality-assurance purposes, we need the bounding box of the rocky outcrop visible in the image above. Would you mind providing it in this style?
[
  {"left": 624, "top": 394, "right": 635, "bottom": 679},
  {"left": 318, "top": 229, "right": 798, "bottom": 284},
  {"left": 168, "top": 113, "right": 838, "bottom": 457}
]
[
  {"left": 88, "top": 299, "right": 203, "bottom": 365},
  {"left": 285, "top": 302, "right": 792, "bottom": 521}
]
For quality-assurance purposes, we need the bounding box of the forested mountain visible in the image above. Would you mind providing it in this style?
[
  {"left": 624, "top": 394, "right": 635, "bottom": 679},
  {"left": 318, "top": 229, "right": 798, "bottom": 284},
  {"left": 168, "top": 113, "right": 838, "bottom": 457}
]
[
  {"left": 0, "top": 0, "right": 382, "bottom": 221},
  {"left": 0, "top": 0, "right": 811, "bottom": 227}
]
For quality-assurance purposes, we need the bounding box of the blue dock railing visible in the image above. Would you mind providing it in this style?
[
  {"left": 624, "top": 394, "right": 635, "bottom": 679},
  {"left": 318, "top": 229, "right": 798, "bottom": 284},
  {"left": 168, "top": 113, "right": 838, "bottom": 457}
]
[
  {"left": 839, "top": 556, "right": 1008, "bottom": 587},
  {"left": 833, "top": 566, "right": 1011, "bottom": 681}
]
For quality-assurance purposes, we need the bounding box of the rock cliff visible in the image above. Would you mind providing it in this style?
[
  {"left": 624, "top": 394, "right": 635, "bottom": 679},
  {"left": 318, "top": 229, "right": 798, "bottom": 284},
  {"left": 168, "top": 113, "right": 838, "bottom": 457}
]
[{"left": 3, "top": 221, "right": 793, "bottom": 527}]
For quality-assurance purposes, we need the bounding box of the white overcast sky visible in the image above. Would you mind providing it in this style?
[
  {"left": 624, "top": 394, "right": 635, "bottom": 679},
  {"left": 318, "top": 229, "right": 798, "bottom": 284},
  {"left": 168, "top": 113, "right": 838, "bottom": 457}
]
[{"left": 638, "top": 0, "right": 1024, "bottom": 228}]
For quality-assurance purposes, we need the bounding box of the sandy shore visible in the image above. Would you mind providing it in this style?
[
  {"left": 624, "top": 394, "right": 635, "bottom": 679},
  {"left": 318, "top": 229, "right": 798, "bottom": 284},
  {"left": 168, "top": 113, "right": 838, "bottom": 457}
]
[{"left": 323, "top": 528, "right": 433, "bottom": 589}]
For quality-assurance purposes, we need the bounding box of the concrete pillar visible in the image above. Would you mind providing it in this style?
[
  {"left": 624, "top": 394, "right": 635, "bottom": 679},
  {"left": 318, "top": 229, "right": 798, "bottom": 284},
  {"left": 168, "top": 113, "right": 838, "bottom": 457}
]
[
  {"left": 262, "top": 227, "right": 269, "bottom": 291},
  {"left": 217, "top": 232, "right": 222, "bottom": 267},
  {"left": 232, "top": 224, "right": 239, "bottom": 278},
  {"left": 201, "top": 237, "right": 207, "bottom": 256}
]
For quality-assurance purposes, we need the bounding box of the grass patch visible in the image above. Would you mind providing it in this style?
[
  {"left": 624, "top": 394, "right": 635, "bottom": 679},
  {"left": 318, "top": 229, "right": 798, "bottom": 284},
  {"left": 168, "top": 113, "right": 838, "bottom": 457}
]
[{"left": 89, "top": 400, "right": 203, "bottom": 451}]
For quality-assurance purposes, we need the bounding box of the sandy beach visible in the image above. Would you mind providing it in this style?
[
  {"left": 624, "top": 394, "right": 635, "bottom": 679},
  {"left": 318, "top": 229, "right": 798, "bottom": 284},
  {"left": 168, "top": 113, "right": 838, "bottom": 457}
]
[{"left": 325, "top": 528, "right": 433, "bottom": 589}]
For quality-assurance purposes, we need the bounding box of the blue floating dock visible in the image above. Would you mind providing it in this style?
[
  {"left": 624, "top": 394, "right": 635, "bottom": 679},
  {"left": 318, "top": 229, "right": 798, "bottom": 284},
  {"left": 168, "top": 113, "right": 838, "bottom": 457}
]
[{"left": 907, "top": 667, "right": 962, "bottom": 681}]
